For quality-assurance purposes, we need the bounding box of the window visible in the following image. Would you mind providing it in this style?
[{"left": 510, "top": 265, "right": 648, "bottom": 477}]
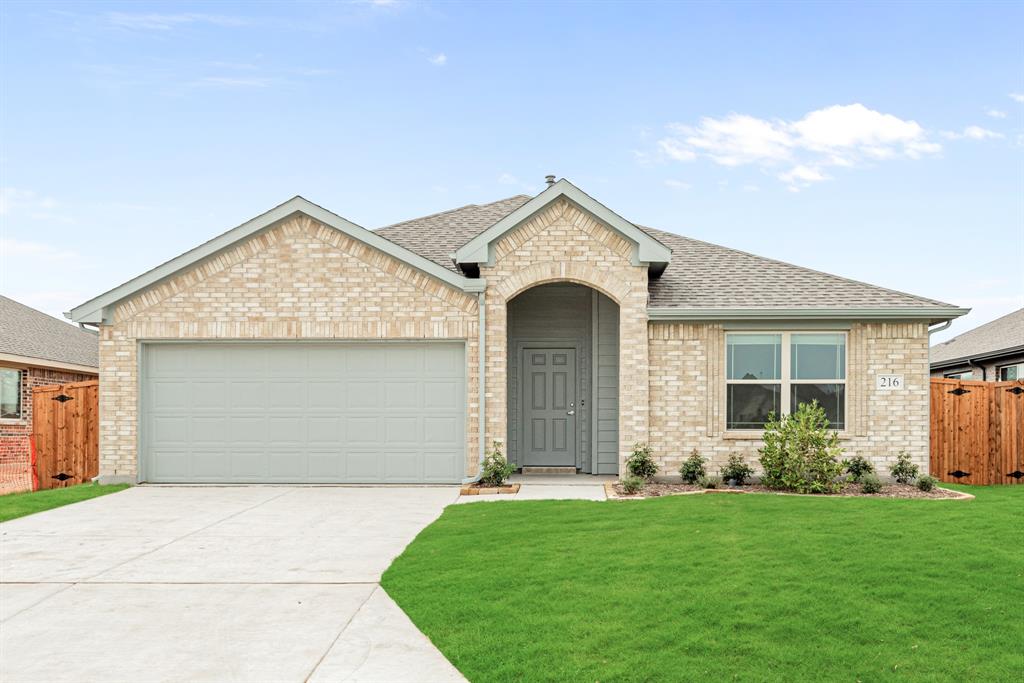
[
  {"left": 998, "top": 363, "right": 1023, "bottom": 381},
  {"left": 944, "top": 371, "right": 973, "bottom": 380},
  {"left": 726, "top": 332, "right": 846, "bottom": 430},
  {"left": 0, "top": 368, "right": 21, "bottom": 419}
]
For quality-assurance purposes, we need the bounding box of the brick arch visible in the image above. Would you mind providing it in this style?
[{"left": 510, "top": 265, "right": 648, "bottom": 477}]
[{"left": 494, "top": 261, "right": 631, "bottom": 305}]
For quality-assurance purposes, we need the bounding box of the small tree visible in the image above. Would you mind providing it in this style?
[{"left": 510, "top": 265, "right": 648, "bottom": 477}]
[
  {"left": 759, "top": 401, "right": 844, "bottom": 493},
  {"left": 480, "top": 440, "right": 515, "bottom": 486},
  {"left": 679, "top": 449, "right": 707, "bottom": 484},
  {"left": 626, "top": 442, "right": 658, "bottom": 480},
  {"left": 889, "top": 451, "right": 919, "bottom": 484},
  {"left": 720, "top": 453, "right": 755, "bottom": 486}
]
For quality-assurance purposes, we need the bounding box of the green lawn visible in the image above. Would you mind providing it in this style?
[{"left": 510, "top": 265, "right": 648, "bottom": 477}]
[
  {"left": 0, "top": 483, "right": 129, "bottom": 522},
  {"left": 383, "top": 485, "right": 1023, "bottom": 682}
]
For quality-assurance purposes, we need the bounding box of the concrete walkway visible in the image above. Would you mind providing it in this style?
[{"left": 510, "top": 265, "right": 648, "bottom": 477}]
[
  {"left": 0, "top": 486, "right": 467, "bottom": 683},
  {"left": 457, "top": 474, "right": 611, "bottom": 503}
]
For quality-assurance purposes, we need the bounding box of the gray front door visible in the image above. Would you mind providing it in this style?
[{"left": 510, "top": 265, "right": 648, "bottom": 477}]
[{"left": 522, "top": 348, "right": 577, "bottom": 467}]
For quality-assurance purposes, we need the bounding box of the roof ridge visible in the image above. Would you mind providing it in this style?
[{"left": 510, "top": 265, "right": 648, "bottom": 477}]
[
  {"left": 376, "top": 195, "right": 532, "bottom": 231},
  {"left": 639, "top": 225, "right": 958, "bottom": 309}
]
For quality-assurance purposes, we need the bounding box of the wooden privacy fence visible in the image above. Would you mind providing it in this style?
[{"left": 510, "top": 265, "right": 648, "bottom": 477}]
[
  {"left": 32, "top": 380, "right": 99, "bottom": 489},
  {"left": 930, "top": 378, "right": 1024, "bottom": 485}
]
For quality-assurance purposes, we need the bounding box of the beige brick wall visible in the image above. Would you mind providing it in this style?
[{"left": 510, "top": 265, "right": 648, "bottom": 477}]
[
  {"left": 648, "top": 321, "right": 931, "bottom": 479},
  {"left": 480, "top": 198, "right": 650, "bottom": 470},
  {"left": 98, "top": 215, "right": 479, "bottom": 480}
]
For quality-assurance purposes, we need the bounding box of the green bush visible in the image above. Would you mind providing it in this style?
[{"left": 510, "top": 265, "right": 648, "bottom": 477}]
[
  {"left": 843, "top": 455, "right": 875, "bottom": 482},
  {"left": 758, "top": 401, "right": 844, "bottom": 494},
  {"left": 480, "top": 440, "right": 516, "bottom": 486},
  {"left": 719, "top": 453, "right": 754, "bottom": 485},
  {"left": 626, "top": 442, "right": 658, "bottom": 480},
  {"left": 698, "top": 475, "right": 720, "bottom": 489},
  {"left": 859, "top": 473, "right": 883, "bottom": 494},
  {"left": 679, "top": 449, "right": 707, "bottom": 484},
  {"left": 916, "top": 475, "right": 938, "bottom": 492},
  {"left": 620, "top": 474, "right": 645, "bottom": 495},
  {"left": 889, "top": 451, "right": 920, "bottom": 484}
]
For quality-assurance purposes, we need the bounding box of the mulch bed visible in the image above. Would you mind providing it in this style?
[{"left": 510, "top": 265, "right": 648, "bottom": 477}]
[
  {"left": 459, "top": 483, "right": 521, "bottom": 495},
  {"left": 609, "top": 481, "right": 970, "bottom": 500}
]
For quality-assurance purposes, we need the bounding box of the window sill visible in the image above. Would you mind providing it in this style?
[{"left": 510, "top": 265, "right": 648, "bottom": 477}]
[
  {"left": 723, "top": 429, "right": 850, "bottom": 440},
  {"left": 0, "top": 418, "right": 27, "bottom": 426}
]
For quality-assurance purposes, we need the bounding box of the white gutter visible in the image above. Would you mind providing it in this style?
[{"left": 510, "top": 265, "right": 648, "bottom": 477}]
[
  {"left": 647, "top": 306, "right": 971, "bottom": 323},
  {"left": 463, "top": 290, "right": 487, "bottom": 484}
]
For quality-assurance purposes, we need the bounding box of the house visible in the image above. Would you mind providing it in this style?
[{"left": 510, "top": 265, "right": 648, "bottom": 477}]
[
  {"left": 930, "top": 308, "right": 1024, "bottom": 381},
  {"left": 0, "top": 296, "right": 99, "bottom": 490},
  {"left": 68, "top": 179, "right": 967, "bottom": 485}
]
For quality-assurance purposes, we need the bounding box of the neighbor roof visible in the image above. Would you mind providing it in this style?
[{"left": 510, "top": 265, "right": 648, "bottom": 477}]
[
  {"left": 376, "top": 194, "right": 965, "bottom": 320},
  {"left": 0, "top": 296, "right": 99, "bottom": 369},
  {"left": 930, "top": 308, "right": 1024, "bottom": 366}
]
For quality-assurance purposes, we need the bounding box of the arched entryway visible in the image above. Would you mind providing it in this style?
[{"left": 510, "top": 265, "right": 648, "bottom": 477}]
[{"left": 505, "top": 282, "right": 620, "bottom": 475}]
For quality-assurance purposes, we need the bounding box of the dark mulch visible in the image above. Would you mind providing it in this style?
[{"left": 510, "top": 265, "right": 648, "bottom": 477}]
[{"left": 612, "top": 481, "right": 965, "bottom": 499}]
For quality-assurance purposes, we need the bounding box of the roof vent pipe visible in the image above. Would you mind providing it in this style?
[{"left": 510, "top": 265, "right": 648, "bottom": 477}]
[{"left": 545, "top": 175, "right": 556, "bottom": 186}]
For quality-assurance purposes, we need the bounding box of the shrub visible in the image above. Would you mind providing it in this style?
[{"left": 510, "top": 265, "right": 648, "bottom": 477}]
[
  {"left": 626, "top": 442, "right": 658, "bottom": 480},
  {"left": 620, "top": 474, "right": 645, "bottom": 495},
  {"left": 720, "top": 454, "right": 754, "bottom": 486},
  {"left": 698, "top": 475, "right": 720, "bottom": 489},
  {"left": 843, "top": 455, "right": 875, "bottom": 482},
  {"left": 679, "top": 449, "right": 707, "bottom": 484},
  {"left": 758, "top": 401, "right": 844, "bottom": 494},
  {"left": 860, "top": 473, "right": 883, "bottom": 494},
  {"left": 916, "top": 475, "right": 938, "bottom": 492},
  {"left": 889, "top": 451, "right": 920, "bottom": 484},
  {"left": 480, "top": 440, "right": 515, "bottom": 486}
]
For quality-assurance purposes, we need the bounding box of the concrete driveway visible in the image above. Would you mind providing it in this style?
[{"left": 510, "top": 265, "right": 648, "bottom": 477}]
[{"left": 0, "top": 486, "right": 466, "bottom": 683}]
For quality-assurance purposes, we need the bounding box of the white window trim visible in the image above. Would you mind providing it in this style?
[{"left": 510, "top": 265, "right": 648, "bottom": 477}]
[
  {"left": 0, "top": 367, "right": 23, "bottom": 421},
  {"left": 725, "top": 330, "right": 848, "bottom": 433},
  {"left": 997, "top": 363, "right": 1023, "bottom": 381}
]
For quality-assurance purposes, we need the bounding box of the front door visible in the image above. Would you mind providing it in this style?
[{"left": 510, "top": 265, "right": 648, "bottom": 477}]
[{"left": 522, "top": 348, "right": 577, "bottom": 467}]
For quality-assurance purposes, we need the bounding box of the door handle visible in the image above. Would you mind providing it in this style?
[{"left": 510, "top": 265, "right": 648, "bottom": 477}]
[{"left": 566, "top": 410, "right": 575, "bottom": 415}]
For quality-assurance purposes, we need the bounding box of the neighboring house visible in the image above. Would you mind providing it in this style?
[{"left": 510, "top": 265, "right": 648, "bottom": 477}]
[
  {"left": 0, "top": 296, "right": 99, "bottom": 488},
  {"left": 930, "top": 308, "right": 1024, "bottom": 381},
  {"left": 68, "top": 179, "right": 967, "bottom": 485}
]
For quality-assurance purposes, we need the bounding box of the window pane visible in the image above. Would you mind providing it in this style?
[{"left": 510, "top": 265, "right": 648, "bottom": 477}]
[
  {"left": 0, "top": 369, "right": 21, "bottom": 419},
  {"left": 791, "top": 333, "right": 845, "bottom": 379},
  {"left": 999, "top": 364, "right": 1021, "bottom": 381},
  {"left": 727, "top": 334, "right": 781, "bottom": 380},
  {"left": 945, "top": 371, "right": 972, "bottom": 380},
  {"left": 791, "top": 383, "right": 845, "bottom": 430},
  {"left": 727, "top": 383, "right": 780, "bottom": 430}
]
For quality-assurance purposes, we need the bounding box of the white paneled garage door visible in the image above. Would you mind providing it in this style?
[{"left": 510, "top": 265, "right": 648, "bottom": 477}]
[{"left": 141, "top": 343, "right": 465, "bottom": 483}]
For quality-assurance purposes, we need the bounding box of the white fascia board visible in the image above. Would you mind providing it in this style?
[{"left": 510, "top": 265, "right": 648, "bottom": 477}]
[
  {"left": 647, "top": 307, "right": 971, "bottom": 324},
  {"left": 70, "top": 196, "right": 480, "bottom": 324},
  {"left": 0, "top": 352, "right": 99, "bottom": 375},
  {"left": 454, "top": 179, "right": 672, "bottom": 266}
]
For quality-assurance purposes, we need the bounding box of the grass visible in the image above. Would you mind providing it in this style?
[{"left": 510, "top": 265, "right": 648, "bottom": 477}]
[
  {"left": 0, "top": 483, "right": 129, "bottom": 522},
  {"left": 383, "top": 485, "right": 1023, "bottom": 682}
]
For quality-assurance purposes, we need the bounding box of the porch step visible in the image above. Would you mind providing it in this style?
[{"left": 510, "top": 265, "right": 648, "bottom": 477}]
[{"left": 521, "top": 466, "right": 578, "bottom": 475}]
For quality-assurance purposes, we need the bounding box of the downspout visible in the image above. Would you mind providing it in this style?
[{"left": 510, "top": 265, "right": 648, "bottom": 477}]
[
  {"left": 463, "top": 290, "right": 487, "bottom": 484},
  {"left": 928, "top": 320, "right": 985, "bottom": 379}
]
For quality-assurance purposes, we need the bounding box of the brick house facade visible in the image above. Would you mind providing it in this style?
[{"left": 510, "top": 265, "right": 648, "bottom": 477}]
[{"left": 68, "top": 181, "right": 966, "bottom": 485}]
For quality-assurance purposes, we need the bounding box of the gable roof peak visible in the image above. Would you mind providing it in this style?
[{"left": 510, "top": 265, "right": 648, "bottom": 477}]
[{"left": 453, "top": 178, "right": 672, "bottom": 269}]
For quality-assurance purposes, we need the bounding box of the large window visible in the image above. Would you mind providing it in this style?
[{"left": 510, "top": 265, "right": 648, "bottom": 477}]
[
  {"left": 998, "top": 363, "right": 1023, "bottom": 381},
  {"left": 726, "top": 332, "right": 846, "bottom": 430},
  {"left": 0, "top": 368, "right": 22, "bottom": 420}
]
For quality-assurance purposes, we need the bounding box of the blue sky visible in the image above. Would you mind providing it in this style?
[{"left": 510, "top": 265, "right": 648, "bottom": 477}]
[{"left": 1, "top": 1, "right": 1021, "bottom": 343}]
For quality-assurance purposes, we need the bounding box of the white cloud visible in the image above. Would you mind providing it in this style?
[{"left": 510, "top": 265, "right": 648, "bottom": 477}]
[
  {"left": 655, "top": 104, "right": 941, "bottom": 190},
  {"left": 941, "top": 125, "right": 1005, "bottom": 140},
  {"left": 1010, "top": 93, "right": 1024, "bottom": 103},
  {"left": 497, "top": 173, "right": 537, "bottom": 194},
  {"left": 986, "top": 108, "right": 1007, "bottom": 119},
  {"left": 0, "top": 238, "right": 79, "bottom": 261},
  {"left": 428, "top": 53, "right": 447, "bottom": 66},
  {"left": 742, "top": 184, "right": 761, "bottom": 192},
  {"left": 663, "top": 180, "right": 691, "bottom": 191},
  {"left": 189, "top": 76, "right": 274, "bottom": 88},
  {"left": 106, "top": 12, "right": 247, "bottom": 31},
  {"left": 0, "top": 188, "right": 72, "bottom": 222}
]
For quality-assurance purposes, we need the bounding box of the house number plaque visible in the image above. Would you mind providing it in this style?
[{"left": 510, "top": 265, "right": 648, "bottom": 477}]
[{"left": 876, "top": 374, "right": 904, "bottom": 390}]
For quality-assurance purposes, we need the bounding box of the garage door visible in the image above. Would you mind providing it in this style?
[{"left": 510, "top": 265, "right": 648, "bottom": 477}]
[{"left": 141, "top": 343, "right": 465, "bottom": 483}]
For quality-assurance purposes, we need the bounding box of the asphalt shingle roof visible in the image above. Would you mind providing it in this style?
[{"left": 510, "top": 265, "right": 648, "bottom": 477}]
[
  {"left": 373, "top": 195, "right": 959, "bottom": 312},
  {"left": 929, "top": 308, "right": 1024, "bottom": 364},
  {"left": 0, "top": 296, "right": 99, "bottom": 368}
]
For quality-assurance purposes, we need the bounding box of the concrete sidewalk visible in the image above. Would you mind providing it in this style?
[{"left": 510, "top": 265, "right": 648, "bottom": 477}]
[{"left": 0, "top": 486, "right": 466, "bottom": 683}]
